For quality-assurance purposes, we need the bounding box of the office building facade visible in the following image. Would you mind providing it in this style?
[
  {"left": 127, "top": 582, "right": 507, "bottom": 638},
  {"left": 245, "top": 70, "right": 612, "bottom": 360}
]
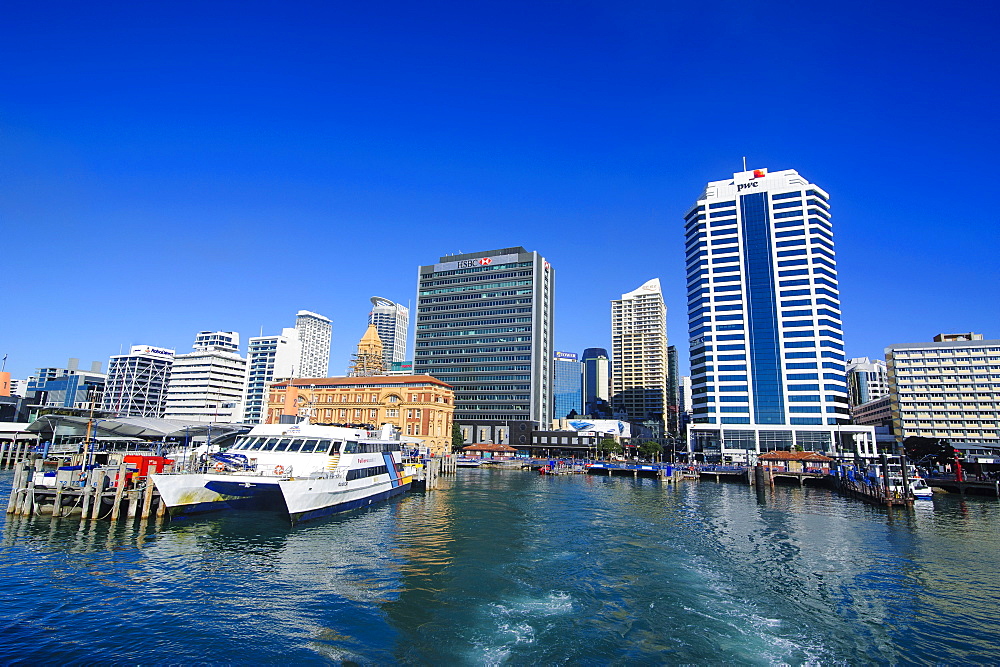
[
  {"left": 846, "top": 357, "right": 889, "bottom": 406},
  {"left": 685, "top": 168, "right": 873, "bottom": 460},
  {"left": 295, "top": 310, "right": 332, "bottom": 378},
  {"left": 164, "top": 331, "right": 247, "bottom": 423},
  {"left": 886, "top": 332, "right": 1000, "bottom": 446},
  {"left": 25, "top": 359, "right": 105, "bottom": 413},
  {"left": 553, "top": 351, "right": 583, "bottom": 420},
  {"left": 242, "top": 328, "right": 301, "bottom": 424},
  {"left": 413, "top": 247, "right": 554, "bottom": 442},
  {"left": 581, "top": 347, "right": 611, "bottom": 418},
  {"left": 611, "top": 278, "right": 668, "bottom": 422},
  {"left": 102, "top": 346, "right": 175, "bottom": 418},
  {"left": 369, "top": 297, "right": 409, "bottom": 368}
]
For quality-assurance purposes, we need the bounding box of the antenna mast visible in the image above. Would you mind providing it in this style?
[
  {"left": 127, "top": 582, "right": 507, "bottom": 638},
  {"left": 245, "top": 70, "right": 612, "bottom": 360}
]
[{"left": 742, "top": 156, "right": 747, "bottom": 171}]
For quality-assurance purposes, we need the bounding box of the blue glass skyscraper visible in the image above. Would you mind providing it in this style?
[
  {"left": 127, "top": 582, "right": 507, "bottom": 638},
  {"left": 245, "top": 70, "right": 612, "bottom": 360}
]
[
  {"left": 553, "top": 351, "right": 583, "bottom": 419},
  {"left": 684, "top": 168, "right": 874, "bottom": 461}
]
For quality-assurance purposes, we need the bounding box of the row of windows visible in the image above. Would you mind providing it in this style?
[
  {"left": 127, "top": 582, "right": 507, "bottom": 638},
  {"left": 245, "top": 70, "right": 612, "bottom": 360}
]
[
  {"left": 419, "top": 270, "right": 533, "bottom": 290},
  {"left": 345, "top": 465, "right": 390, "bottom": 481},
  {"left": 416, "top": 317, "right": 532, "bottom": 330},
  {"left": 416, "top": 327, "right": 532, "bottom": 339},
  {"left": 417, "top": 308, "right": 532, "bottom": 322}
]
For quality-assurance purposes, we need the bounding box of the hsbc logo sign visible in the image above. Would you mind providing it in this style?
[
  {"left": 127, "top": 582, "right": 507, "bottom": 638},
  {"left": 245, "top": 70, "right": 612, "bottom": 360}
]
[
  {"left": 456, "top": 257, "right": 492, "bottom": 268},
  {"left": 436, "top": 253, "right": 518, "bottom": 272}
]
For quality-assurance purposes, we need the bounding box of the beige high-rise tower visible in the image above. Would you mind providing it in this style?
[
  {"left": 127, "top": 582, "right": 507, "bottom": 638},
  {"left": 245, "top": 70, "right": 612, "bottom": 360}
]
[{"left": 611, "top": 278, "right": 668, "bottom": 422}]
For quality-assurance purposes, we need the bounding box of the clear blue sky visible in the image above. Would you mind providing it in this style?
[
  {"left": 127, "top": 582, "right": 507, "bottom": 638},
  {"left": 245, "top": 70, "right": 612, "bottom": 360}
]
[{"left": 3, "top": 0, "right": 998, "bottom": 381}]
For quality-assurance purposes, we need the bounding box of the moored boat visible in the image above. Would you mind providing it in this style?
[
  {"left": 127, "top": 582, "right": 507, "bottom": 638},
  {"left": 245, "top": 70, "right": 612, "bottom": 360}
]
[{"left": 151, "top": 422, "right": 419, "bottom": 524}]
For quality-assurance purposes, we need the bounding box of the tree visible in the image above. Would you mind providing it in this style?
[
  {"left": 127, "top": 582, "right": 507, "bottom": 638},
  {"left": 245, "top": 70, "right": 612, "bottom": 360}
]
[
  {"left": 451, "top": 423, "right": 466, "bottom": 453},
  {"left": 903, "top": 436, "right": 951, "bottom": 466},
  {"left": 597, "top": 438, "right": 621, "bottom": 459},
  {"left": 638, "top": 440, "right": 662, "bottom": 461}
]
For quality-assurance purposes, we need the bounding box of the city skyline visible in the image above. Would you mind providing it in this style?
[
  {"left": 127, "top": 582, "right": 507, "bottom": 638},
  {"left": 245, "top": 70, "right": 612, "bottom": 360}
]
[{"left": 3, "top": 2, "right": 998, "bottom": 382}]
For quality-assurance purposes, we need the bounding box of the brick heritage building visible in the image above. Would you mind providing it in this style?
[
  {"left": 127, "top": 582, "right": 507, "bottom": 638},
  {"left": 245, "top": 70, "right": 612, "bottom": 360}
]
[{"left": 267, "top": 375, "right": 455, "bottom": 454}]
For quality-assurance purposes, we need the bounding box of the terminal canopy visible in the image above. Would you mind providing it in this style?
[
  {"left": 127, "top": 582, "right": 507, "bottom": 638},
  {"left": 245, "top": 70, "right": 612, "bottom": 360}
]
[{"left": 26, "top": 415, "right": 252, "bottom": 443}]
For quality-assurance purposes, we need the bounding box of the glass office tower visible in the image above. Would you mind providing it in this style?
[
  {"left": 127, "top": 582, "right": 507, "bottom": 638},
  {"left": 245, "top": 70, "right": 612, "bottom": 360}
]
[
  {"left": 685, "top": 168, "right": 874, "bottom": 461},
  {"left": 553, "top": 351, "right": 583, "bottom": 419},
  {"left": 413, "top": 247, "right": 554, "bottom": 438}
]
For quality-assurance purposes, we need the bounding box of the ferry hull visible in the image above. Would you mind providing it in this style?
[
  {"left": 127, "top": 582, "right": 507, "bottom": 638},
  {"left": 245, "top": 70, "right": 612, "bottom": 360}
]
[
  {"left": 151, "top": 474, "right": 288, "bottom": 518},
  {"left": 151, "top": 473, "right": 413, "bottom": 523}
]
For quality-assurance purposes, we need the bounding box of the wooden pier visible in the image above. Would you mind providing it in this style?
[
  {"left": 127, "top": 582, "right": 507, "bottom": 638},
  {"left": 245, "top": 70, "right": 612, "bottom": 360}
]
[
  {"left": 5, "top": 457, "right": 169, "bottom": 522},
  {"left": 0, "top": 439, "right": 39, "bottom": 471}
]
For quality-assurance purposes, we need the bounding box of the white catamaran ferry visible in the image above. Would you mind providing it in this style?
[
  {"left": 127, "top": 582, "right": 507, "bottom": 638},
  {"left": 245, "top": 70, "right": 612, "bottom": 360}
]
[{"left": 151, "top": 422, "right": 420, "bottom": 523}]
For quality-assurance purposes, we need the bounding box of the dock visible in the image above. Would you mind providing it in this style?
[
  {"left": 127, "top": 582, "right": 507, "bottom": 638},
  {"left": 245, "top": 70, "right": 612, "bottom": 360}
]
[{"left": 5, "top": 455, "right": 170, "bottom": 522}]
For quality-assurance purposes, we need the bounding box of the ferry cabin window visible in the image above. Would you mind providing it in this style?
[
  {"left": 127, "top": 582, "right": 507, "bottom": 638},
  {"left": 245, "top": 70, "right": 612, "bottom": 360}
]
[
  {"left": 273, "top": 439, "right": 291, "bottom": 452},
  {"left": 343, "top": 441, "right": 359, "bottom": 453},
  {"left": 261, "top": 438, "right": 280, "bottom": 451},
  {"left": 328, "top": 441, "right": 343, "bottom": 455},
  {"left": 286, "top": 439, "right": 303, "bottom": 452},
  {"left": 300, "top": 439, "right": 321, "bottom": 453},
  {"left": 345, "top": 465, "right": 389, "bottom": 481}
]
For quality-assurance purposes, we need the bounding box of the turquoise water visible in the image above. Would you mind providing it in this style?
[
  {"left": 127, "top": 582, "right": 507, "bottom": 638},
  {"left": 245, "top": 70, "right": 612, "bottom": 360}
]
[{"left": 1, "top": 468, "right": 999, "bottom": 664}]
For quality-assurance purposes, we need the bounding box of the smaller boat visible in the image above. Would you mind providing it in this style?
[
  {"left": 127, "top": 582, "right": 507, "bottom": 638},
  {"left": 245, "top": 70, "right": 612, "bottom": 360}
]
[
  {"left": 455, "top": 456, "right": 483, "bottom": 468},
  {"left": 909, "top": 476, "right": 934, "bottom": 499},
  {"left": 865, "top": 457, "right": 932, "bottom": 500}
]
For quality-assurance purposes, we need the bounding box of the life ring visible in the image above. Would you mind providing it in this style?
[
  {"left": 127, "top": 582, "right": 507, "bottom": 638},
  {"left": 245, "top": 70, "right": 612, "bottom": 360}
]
[
  {"left": 214, "top": 462, "right": 226, "bottom": 472},
  {"left": 273, "top": 465, "right": 285, "bottom": 475}
]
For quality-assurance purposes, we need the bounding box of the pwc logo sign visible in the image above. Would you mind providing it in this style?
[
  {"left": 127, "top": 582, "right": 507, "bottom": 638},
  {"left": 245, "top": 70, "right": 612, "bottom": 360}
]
[{"left": 736, "top": 168, "right": 768, "bottom": 192}]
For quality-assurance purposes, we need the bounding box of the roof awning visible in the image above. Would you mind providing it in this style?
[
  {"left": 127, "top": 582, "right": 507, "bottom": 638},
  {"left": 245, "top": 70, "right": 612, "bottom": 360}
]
[{"left": 26, "top": 415, "right": 252, "bottom": 439}]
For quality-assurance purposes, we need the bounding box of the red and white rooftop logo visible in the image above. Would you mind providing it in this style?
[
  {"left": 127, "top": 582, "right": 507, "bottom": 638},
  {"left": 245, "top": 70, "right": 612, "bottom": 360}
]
[
  {"left": 478, "top": 257, "right": 492, "bottom": 266},
  {"left": 752, "top": 169, "right": 766, "bottom": 179}
]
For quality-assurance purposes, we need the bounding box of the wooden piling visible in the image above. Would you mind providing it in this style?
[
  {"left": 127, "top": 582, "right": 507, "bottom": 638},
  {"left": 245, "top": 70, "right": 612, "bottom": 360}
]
[
  {"left": 79, "top": 470, "right": 92, "bottom": 524},
  {"left": 52, "top": 482, "right": 64, "bottom": 520},
  {"left": 127, "top": 490, "right": 140, "bottom": 519},
  {"left": 110, "top": 464, "right": 127, "bottom": 522},
  {"left": 90, "top": 471, "right": 105, "bottom": 520},
  {"left": 140, "top": 481, "right": 155, "bottom": 519},
  {"left": 20, "top": 466, "right": 36, "bottom": 517},
  {"left": 6, "top": 461, "right": 25, "bottom": 514}
]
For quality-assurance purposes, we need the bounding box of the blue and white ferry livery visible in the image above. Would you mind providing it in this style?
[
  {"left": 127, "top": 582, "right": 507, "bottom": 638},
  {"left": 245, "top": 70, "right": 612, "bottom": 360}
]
[{"left": 151, "top": 422, "right": 419, "bottom": 524}]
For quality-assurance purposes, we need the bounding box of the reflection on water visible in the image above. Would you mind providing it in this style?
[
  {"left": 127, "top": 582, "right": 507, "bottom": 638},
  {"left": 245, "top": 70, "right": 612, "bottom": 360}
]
[{"left": 1, "top": 469, "right": 999, "bottom": 663}]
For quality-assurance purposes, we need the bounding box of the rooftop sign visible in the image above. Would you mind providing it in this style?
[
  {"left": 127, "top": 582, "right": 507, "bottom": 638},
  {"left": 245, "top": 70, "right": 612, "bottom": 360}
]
[{"left": 433, "top": 253, "right": 520, "bottom": 272}]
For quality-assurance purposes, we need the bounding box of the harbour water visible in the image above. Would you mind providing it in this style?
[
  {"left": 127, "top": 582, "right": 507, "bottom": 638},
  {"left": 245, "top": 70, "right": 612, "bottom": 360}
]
[{"left": 1, "top": 468, "right": 999, "bottom": 664}]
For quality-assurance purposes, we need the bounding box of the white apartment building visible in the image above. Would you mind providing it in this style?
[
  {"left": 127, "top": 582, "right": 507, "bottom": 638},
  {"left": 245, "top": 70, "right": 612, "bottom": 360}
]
[
  {"left": 369, "top": 296, "right": 409, "bottom": 368},
  {"left": 886, "top": 333, "right": 1000, "bottom": 446},
  {"left": 242, "top": 328, "right": 301, "bottom": 425},
  {"left": 295, "top": 310, "right": 332, "bottom": 378},
  {"left": 164, "top": 331, "right": 247, "bottom": 423},
  {"left": 847, "top": 357, "right": 889, "bottom": 406},
  {"left": 102, "top": 345, "right": 175, "bottom": 418},
  {"left": 684, "top": 168, "right": 874, "bottom": 460},
  {"left": 611, "top": 278, "right": 668, "bottom": 422}
]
